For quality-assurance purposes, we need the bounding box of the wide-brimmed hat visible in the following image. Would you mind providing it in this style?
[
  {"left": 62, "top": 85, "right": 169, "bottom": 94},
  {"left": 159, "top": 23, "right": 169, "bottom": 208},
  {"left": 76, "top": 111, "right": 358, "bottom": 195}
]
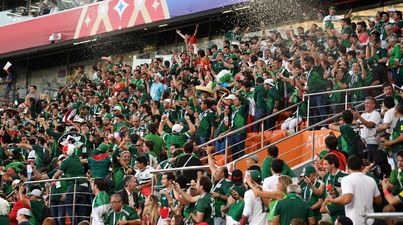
[{"left": 196, "top": 81, "right": 215, "bottom": 95}]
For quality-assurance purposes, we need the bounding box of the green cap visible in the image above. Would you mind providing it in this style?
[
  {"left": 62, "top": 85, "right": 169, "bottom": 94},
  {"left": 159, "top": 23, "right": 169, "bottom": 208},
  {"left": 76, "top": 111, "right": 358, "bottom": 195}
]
[
  {"left": 329, "top": 6, "right": 337, "bottom": 11},
  {"left": 366, "top": 57, "right": 375, "bottom": 65},
  {"left": 301, "top": 165, "right": 316, "bottom": 177},
  {"left": 103, "top": 113, "right": 113, "bottom": 120},
  {"left": 230, "top": 185, "right": 246, "bottom": 198},
  {"left": 317, "top": 150, "right": 329, "bottom": 159},
  {"left": 249, "top": 170, "right": 261, "bottom": 183},
  {"left": 97, "top": 143, "right": 109, "bottom": 153}
]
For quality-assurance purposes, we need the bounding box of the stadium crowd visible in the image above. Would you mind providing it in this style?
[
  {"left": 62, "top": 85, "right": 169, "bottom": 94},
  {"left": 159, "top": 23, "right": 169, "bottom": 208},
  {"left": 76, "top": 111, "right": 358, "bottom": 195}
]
[{"left": 1, "top": 5, "right": 403, "bottom": 225}]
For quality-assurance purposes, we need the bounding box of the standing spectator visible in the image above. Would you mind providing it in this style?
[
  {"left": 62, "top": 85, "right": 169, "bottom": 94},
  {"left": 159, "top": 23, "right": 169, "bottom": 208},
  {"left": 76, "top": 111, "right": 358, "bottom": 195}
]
[
  {"left": 197, "top": 100, "right": 216, "bottom": 144},
  {"left": 142, "top": 195, "right": 160, "bottom": 225},
  {"left": 325, "top": 156, "right": 382, "bottom": 225},
  {"left": 300, "top": 165, "right": 325, "bottom": 222},
  {"left": 320, "top": 154, "right": 347, "bottom": 223},
  {"left": 229, "top": 95, "right": 248, "bottom": 160},
  {"left": 174, "top": 142, "right": 202, "bottom": 184},
  {"left": 378, "top": 96, "right": 397, "bottom": 137},
  {"left": 240, "top": 170, "right": 266, "bottom": 225},
  {"left": 304, "top": 56, "right": 329, "bottom": 125},
  {"left": 273, "top": 184, "right": 316, "bottom": 225},
  {"left": 329, "top": 110, "right": 362, "bottom": 157},
  {"left": 261, "top": 146, "right": 296, "bottom": 180},
  {"left": 150, "top": 75, "right": 164, "bottom": 101},
  {"left": 383, "top": 102, "right": 403, "bottom": 160},
  {"left": 49, "top": 1, "right": 59, "bottom": 14},
  {"left": 323, "top": 135, "right": 348, "bottom": 171},
  {"left": 134, "top": 155, "right": 153, "bottom": 198},
  {"left": 16, "top": 208, "right": 32, "bottom": 225},
  {"left": 352, "top": 96, "right": 381, "bottom": 161},
  {"left": 90, "top": 179, "right": 110, "bottom": 225},
  {"left": 144, "top": 123, "right": 164, "bottom": 161}
]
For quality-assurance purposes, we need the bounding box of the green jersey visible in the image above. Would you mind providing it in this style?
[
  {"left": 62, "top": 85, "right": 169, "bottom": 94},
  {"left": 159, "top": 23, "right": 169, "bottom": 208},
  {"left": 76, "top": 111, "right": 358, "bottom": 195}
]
[
  {"left": 301, "top": 179, "right": 324, "bottom": 221},
  {"left": 391, "top": 117, "right": 403, "bottom": 153},
  {"left": 274, "top": 193, "right": 314, "bottom": 225},
  {"left": 194, "top": 193, "right": 214, "bottom": 225},
  {"left": 197, "top": 109, "right": 216, "bottom": 138},
  {"left": 211, "top": 179, "right": 232, "bottom": 217},
  {"left": 323, "top": 170, "right": 348, "bottom": 223},
  {"left": 104, "top": 204, "right": 140, "bottom": 225}
]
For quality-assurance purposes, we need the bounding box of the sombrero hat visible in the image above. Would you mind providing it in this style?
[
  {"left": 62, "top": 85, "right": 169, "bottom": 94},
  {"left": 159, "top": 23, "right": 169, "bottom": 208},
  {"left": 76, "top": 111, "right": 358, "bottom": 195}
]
[{"left": 196, "top": 81, "right": 215, "bottom": 95}]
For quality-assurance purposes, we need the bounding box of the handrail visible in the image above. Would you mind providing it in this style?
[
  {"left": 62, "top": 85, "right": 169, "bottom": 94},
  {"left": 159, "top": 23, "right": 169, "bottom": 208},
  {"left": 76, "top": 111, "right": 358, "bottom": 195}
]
[
  {"left": 23, "top": 176, "right": 88, "bottom": 185},
  {"left": 151, "top": 165, "right": 210, "bottom": 174},
  {"left": 364, "top": 212, "right": 403, "bottom": 221},
  {"left": 197, "top": 102, "right": 303, "bottom": 148},
  {"left": 303, "top": 84, "right": 383, "bottom": 97}
]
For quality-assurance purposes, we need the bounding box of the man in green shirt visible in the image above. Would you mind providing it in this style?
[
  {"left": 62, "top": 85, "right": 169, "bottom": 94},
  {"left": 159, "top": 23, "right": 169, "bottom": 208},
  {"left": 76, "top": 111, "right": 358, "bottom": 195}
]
[
  {"left": 329, "top": 110, "right": 361, "bottom": 156},
  {"left": 52, "top": 144, "right": 91, "bottom": 225},
  {"left": 197, "top": 99, "right": 216, "bottom": 144},
  {"left": 320, "top": 154, "right": 347, "bottom": 223},
  {"left": 384, "top": 103, "right": 403, "bottom": 157},
  {"left": 229, "top": 95, "right": 248, "bottom": 160},
  {"left": 261, "top": 146, "right": 296, "bottom": 180},
  {"left": 254, "top": 77, "right": 268, "bottom": 131},
  {"left": 105, "top": 194, "right": 141, "bottom": 225},
  {"left": 388, "top": 150, "right": 403, "bottom": 195},
  {"left": 300, "top": 165, "right": 325, "bottom": 222},
  {"left": 273, "top": 184, "right": 315, "bottom": 225},
  {"left": 304, "top": 56, "right": 329, "bottom": 125},
  {"left": 192, "top": 176, "right": 214, "bottom": 225},
  {"left": 144, "top": 123, "right": 164, "bottom": 160}
]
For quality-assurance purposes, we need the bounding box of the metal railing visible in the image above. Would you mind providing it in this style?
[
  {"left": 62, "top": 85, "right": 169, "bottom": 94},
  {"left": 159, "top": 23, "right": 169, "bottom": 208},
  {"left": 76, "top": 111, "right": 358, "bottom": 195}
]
[
  {"left": 304, "top": 84, "right": 384, "bottom": 126},
  {"left": 23, "top": 176, "right": 91, "bottom": 225},
  {"left": 364, "top": 212, "right": 403, "bottom": 224}
]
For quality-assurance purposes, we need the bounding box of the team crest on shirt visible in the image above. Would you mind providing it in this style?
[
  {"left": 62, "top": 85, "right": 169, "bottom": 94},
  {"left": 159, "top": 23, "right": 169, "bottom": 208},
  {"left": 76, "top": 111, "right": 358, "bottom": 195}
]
[{"left": 399, "top": 191, "right": 403, "bottom": 198}]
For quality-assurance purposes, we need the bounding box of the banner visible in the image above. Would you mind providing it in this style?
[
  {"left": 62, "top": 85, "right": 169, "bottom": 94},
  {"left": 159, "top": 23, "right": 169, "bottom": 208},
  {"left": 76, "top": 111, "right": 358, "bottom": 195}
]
[{"left": 0, "top": 0, "right": 248, "bottom": 56}]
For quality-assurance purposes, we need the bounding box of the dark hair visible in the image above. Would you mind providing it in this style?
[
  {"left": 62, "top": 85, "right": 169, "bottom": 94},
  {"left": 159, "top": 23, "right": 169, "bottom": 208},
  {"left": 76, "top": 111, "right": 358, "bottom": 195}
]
[
  {"left": 357, "top": 21, "right": 367, "bottom": 29},
  {"left": 183, "top": 142, "right": 193, "bottom": 154},
  {"left": 136, "top": 155, "right": 148, "bottom": 166},
  {"left": 396, "top": 102, "right": 403, "bottom": 114},
  {"left": 347, "top": 155, "right": 363, "bottom": 171},
  {"left": 325, "top": 135, "right": 338, "bottom": 150},
  {"left": 147, "top": 123, "right": 157, "bottom": 134},
  {"left": 396, "top": 11, "right": 402, "bottom": 20},
  {"left": 173, "top": 215, "right": 184, "bottom": 225},
  {"left": 336, "top": 216, "right": 353, "bottom": 225},
  {"left": 304, "top": 56, "right": 314, "bottom": 65},
  {"left": 268, "top": 146, "right": 279, "bottom": 158},
  {"left": 199, "top": 175, "right": 212, "bottom": 192},
  {"left": 290, "top": 218, "right": 307, "bottom": 225},
  {"left": 221, "top": 166, "right": 229, "bottom": 178},
  {"left": 397, "top": 150, "right": 403, "bottom": 159},
  {"left": 342, "top": 110, "right": 353, "bottom": 124},
  {"left": 271, "top": 159, "right": 284, "bottom": 174},
  {"left": 94, "top": 178, "right": 108, "bottom": 192},
  {"left": 383, "top": 96, "right": 395, "bottom": 109},
  {"left": 324, "top": 154, "right": 340, "bottom": 168},
  {"left": 163, "top": 172, "right": 176, "bottom": 182},
  {"left": 346, "top": 50, "right": 356, "bottom": 58},
  {"left": 123, "top": 175, "right": 133, "bottom": 187}
]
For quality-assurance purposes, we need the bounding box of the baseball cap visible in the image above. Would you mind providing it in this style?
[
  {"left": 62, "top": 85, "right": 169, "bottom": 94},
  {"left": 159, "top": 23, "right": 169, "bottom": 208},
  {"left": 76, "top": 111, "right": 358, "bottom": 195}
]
[
  {"left": 301, "top": 165, "right": 316, "bottom": 177},
  {"left": 57, "top": 154, "right": 66, "bottom": 161},
  {"left": 264, "top": 79, "right": 275, "bottom": 87},
  {"left": 113, "top": 105, "right": 122, "bottom": 111},
  {"left": 172, "top": 124, "right": 183, "bottom": 134},
  {"left": 249, "top": 170, "right": 261, "bottom": 183},
  {"left": 368, "top": 17, "right": 376, "bottom": 22},
  {"left": 17, "top": 208, "right": 31, "bottom": 217},
  {"left": 247, "top": 154, "right": 259, "bottom": 163},
  {"left": 12, "top": 179, "right": 21, "bottom": 187},
  {"left": 27, "top": 189, "right": 42, "bottom": 197},
  {"left": 225, "top": 94, "right": 236, "bottom": 100},
  {"left": 97, "top": 143, "right": 109, "bottom": 153},
  {"left": 230, "top": 185, "right": 246, "bottom": 198}
]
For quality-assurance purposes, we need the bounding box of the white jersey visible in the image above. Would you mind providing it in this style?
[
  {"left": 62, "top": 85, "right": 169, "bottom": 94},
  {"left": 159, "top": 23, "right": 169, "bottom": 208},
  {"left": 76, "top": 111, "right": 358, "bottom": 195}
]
[{"left": 242, "top": 190, "right": 267, "bottom": 225}]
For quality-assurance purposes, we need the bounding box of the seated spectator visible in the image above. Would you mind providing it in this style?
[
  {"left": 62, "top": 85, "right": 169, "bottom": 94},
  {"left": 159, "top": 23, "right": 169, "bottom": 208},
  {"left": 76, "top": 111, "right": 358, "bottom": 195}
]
[{"left": 104, "top": 194, "right": 141, "bottom": 225}]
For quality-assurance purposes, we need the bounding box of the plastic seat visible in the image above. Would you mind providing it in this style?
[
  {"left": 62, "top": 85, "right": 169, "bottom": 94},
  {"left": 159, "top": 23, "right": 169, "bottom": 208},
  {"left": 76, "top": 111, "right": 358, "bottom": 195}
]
[{"left": 214, "top": 154, "right": 226, "bottom": 166}]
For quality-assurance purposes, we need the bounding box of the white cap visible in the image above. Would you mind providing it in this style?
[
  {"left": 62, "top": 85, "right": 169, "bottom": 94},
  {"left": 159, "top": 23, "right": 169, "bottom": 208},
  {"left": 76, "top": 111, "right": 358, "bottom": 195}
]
[
  {"left": 17, "top": 208, "right": 31, "bottom": 217},
  {"left": 264, "top": 78, "right": 275, "bottom": 86},
  {"left": 163, "top": 99, "right": 172, "bottom": 103},
  {"left": 368, "top": 17, "right": 376, "bottom": 22},
  {"left": 388, "top": 8, "right": 397, "bottom": 12},
  {"left": 225, "top": 94, "right": 236, "bottom": 100},
  {"left": 58, "top": 154, "right": 66, "bottom": 161},
  {"left": 28, "top": 189, "right": 42, "bottom": 197},
  {"left": 113, "top": 105, "right": 122, "bottom": 111},
  {"left": 172, "top": 124, "right": 183, "bottom": 134},
  {"left": 12, "top": 179, "right": 21, "bottom": 187}
]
